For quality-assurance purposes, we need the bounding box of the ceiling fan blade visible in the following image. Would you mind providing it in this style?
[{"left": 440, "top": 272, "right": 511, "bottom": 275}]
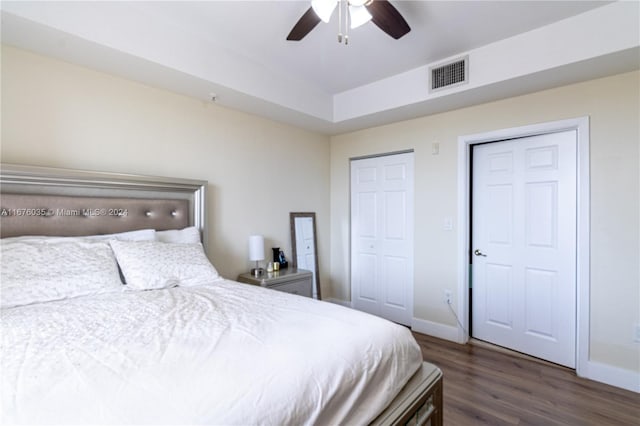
[
  {"left": 287, "top": 7, "right": 322, "bottom": 41},
  {"left": 366, "top": 0, "right": 410, "bottom": 40}
]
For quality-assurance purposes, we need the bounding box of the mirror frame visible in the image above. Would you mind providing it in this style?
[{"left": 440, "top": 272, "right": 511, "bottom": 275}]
[{"left": 290, "top": 212, "right": 321, "bottom": 300}]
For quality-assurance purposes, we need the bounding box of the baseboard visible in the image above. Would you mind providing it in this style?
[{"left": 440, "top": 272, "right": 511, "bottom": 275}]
[
  {"left": 583, "top": 360, "right": 640, "bottom": 393},
  {"left": 412, "top": 318, "right": 463, "bottom": 343},
  {"left": 325, "top": 298, "right": 352, "bottom": 308},
  {"left": 411, "top": 319, "right": 638, "bottom": 393}
]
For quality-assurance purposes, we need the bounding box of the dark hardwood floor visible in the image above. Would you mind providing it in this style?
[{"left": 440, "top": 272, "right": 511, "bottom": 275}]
[{"left": 413, "top": 332, "right": 640, "bottom": 425}]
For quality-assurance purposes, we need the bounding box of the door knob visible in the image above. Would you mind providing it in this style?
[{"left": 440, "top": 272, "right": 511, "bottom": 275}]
[{"left": 474, "top": 249, "right": 487, "bottom": 257}]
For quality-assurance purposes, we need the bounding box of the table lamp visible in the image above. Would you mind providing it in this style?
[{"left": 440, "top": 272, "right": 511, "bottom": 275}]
[{"left": 249, "top": 235, "right": 265, "bottom": 276}]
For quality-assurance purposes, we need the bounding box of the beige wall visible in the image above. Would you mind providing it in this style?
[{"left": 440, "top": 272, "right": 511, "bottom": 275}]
[
  {"left": 2, "top": 45, "right": 638, "bottom": 375},
  {"left": 330, "top": 71, "right": 640, "bottom": 372},
  {"left": 0, "top": 45, "right": 331, "bottom": 287}
]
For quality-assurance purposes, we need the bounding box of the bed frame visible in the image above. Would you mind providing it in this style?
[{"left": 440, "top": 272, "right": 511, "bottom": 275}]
[
  {"left": 0, "top": 163, "right": 443, "bottom": 426},
  {"left": 0, "top": 163, "right": 207, "bottom": 249}
]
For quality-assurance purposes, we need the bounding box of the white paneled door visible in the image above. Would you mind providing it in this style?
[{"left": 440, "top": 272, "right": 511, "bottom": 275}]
[
  {"left": 472, "top": 131, "right": 577, "bottom": 367},
  {"left": 351, "top": 152, "right": 414, "bottom": 326}
]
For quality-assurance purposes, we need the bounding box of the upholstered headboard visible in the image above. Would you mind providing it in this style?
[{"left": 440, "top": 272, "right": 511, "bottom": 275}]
[{"left": 0, "top": 163, "right": 207, "bottom": 250}]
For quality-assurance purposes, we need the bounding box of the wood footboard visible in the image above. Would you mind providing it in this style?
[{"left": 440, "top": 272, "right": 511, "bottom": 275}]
[{"left": 371, "top": 362, "right": 443, "bottom": 426}]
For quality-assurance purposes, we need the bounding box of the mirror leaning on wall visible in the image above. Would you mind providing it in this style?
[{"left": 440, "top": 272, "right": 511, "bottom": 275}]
[{"left": 290, "top": 212, "right": 321, "bottom": 300}]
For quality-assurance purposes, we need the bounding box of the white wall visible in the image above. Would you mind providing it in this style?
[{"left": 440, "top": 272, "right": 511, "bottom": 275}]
[
  {"left": 0, "top": 45, "right": 331, "bottom": 287},
  {"left": 330, "top": 71, "right": 640, "bottom": 375}
]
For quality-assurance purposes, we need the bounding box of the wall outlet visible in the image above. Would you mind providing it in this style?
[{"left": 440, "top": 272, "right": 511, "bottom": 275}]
[{"left": 444, "top": 290, "right": 452, "bottom": 305}]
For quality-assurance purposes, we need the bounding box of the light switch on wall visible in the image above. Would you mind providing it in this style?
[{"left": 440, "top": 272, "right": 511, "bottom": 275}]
[
  {"left": 443, "top": 217, "right": 453, "bottom": 231},
  {"left": 432, "top": 142, "right": 440, "bottom": 155}
]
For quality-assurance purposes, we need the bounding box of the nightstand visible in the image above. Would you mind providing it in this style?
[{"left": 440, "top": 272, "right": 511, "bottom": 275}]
[{"left": 237, "top": 268, "right": 313, "bottom": 298}]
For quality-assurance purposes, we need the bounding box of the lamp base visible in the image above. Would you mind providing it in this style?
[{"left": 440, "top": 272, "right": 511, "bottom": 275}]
[{"left": 251, "top": 268, "right": 264, "bottom": 277}]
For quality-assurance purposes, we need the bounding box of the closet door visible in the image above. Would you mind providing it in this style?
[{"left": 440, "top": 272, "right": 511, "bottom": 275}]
[
  {"left": 351, "top": 152, "right": 414, "bottom": 326},
  {"left": 471, "top": 131, "right": 577, "bottom": 367}
]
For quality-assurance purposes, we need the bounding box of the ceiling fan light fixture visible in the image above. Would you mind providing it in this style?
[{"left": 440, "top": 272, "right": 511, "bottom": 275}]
[
  {"left": 349, "top": 4, "right": 372, "bottom": 29},
  {"left": 288, "top": 0, "right": 409, "bottom": 43},
  {"left": 311, "top": 0, "right": 337, "bottom": 23}
]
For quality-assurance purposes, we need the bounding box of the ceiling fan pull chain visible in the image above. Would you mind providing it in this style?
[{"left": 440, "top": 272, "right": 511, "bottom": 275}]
[
  {"left": 344, "top": 0, "right": 349, "bottom": 44},
  {"left": 337, "top": 0, "right": 343, "bottom": 43}
]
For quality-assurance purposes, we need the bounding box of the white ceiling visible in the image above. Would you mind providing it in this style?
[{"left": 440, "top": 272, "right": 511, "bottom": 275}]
[
  {"left": 2, "top": 1, "right": 639, "bottom": 134},
  {"left": 129, "top": 1, "right": 609, "bottom": 94}
]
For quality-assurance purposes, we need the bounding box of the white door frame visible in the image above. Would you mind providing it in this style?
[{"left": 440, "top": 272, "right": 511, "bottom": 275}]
[{"left": 457, "top": 117, "right": 590, "bottom": 377}]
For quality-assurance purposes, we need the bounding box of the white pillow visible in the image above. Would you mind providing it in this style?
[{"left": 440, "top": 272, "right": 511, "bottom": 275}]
[
  {"left": 1, "top": 228, "right": 156, "bottom": 243},
  {"left": 109, "top": 240, "right": 220, "bottom": 290},
  {"left": 89, "top": 229, "right": 156, "bottom": 242},
  {"left": 155, "top": 226, "right": 201, "bottom": 244},
  {"left": 0, "top": 239, "right": 123, "bottom": 309}
]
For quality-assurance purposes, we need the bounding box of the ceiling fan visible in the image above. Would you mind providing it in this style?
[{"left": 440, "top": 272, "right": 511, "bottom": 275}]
[{"left": 287, "top": 0, "right": 410, "bottom": 43}]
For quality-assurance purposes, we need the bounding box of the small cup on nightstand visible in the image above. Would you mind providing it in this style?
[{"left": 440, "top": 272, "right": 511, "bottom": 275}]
[{"left": 273, "top": 262, "right": 280, "bottom": 271}]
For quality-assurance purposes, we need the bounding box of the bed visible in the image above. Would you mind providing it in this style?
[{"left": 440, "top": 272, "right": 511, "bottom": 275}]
[{"left": 0, "top": 163, "right": 443, "bottom": 425}]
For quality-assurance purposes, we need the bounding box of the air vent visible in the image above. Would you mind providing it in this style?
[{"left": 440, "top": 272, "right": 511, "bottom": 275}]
[{"left": 429, "top": 56, "right": 468, "bottom": 92}]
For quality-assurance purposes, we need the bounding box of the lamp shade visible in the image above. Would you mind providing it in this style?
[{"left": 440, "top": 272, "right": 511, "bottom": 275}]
[
  {"left": 249, "top": 235, "right": 265, "bottom": 262},
  {"left": 311, "top": 0, "right": 337, "bottom": 23},
  {"left": 349, "top": 4, "right": 372, "bottom": 29}
]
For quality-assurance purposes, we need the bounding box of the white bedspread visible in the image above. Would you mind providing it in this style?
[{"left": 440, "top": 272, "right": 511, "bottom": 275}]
[{"left": 1, "top": 279, "right": 422, "bottom": 425}]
